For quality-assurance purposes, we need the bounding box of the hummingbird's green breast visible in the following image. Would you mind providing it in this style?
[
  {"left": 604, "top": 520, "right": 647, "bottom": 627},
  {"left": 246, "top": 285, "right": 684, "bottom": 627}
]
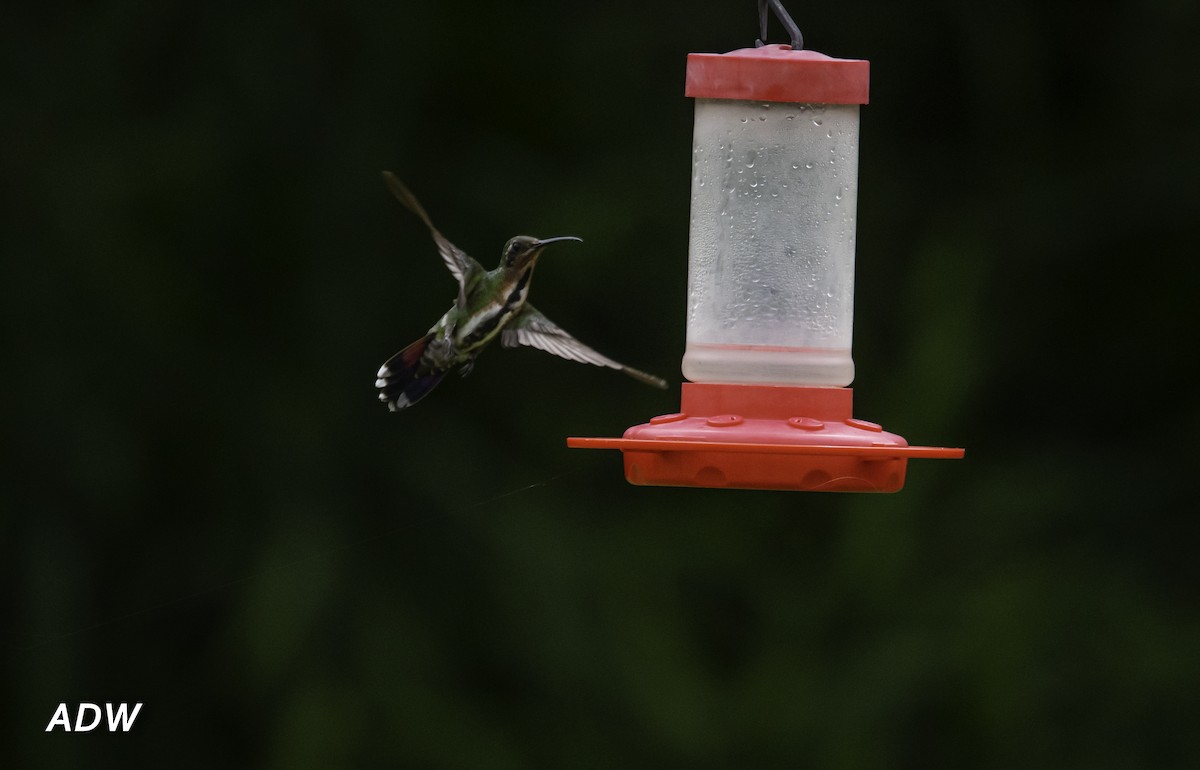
[{"left": 449, "top": 265, "right": 534, "bottom": 355}]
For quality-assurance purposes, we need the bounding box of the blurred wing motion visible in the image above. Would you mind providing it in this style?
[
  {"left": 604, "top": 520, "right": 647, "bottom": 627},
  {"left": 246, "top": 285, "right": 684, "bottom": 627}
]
[
  {"left": 382, "top": 171, "right": 482, "bottom": 307},
  {"left": 502, "top": 305, "right": 667, "bottom": 389}
]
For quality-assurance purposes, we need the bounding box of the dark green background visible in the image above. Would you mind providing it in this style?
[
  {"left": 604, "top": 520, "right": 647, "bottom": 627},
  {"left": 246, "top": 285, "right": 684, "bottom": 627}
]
[{"left": 4, "top": 1, "right": 1197, "bottom": 766}]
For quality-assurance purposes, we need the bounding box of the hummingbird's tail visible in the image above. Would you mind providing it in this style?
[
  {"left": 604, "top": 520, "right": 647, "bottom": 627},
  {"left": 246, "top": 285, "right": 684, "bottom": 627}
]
[{"left": 375, "top": 333, "right": 446, "bottom": 411}]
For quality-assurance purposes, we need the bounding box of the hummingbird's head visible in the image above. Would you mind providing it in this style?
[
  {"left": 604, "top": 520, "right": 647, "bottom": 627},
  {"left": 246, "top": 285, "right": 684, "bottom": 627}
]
[{"left": 501, "top": 235, "right": 582, "bottom": 270}]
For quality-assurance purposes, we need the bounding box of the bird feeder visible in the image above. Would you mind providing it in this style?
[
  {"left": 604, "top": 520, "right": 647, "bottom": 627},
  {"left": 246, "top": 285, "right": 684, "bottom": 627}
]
[{"left": 569, "top": 21, "right": 963, "bottom": 492}]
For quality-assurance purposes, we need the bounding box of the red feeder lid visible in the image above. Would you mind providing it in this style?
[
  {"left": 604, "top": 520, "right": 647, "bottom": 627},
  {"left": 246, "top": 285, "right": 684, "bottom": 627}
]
[{"left": 686, "top": 44, "right": 869, "bottom": 104}]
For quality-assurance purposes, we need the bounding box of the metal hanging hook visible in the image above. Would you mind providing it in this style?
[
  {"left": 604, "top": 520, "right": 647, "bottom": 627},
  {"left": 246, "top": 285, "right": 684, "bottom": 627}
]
[{"left": 755, "top": 0, "right": 804, "bottom": 50}]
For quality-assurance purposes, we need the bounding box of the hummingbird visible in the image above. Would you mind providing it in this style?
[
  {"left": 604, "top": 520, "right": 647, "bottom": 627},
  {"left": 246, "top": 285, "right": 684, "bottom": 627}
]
[{"left": 375, "top": 172, "right": 668, "bottom": 411}]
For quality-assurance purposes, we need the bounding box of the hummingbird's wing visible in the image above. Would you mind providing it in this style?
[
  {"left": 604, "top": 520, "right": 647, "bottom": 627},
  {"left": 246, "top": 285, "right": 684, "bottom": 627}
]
[
  {"left": 382, "top": 172, "right": 482, "bottom": 308},
  {"left": 503, "top": 305, "right": 668, "bottom": 389}
]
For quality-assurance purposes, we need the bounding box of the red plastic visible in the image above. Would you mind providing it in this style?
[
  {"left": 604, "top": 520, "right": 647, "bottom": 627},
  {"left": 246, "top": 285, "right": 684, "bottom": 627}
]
[
  {"left": 685, "top": 45, "right": 870, "bottom": 104},
  {"left": 568, "top": 383, "right": 964, "bottom": 492}
]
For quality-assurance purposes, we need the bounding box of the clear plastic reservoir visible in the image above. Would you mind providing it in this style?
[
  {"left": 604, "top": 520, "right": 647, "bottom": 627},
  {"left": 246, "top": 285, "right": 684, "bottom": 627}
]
[{"left": 683, "top": 98, "right": 860, "bottom": 386}]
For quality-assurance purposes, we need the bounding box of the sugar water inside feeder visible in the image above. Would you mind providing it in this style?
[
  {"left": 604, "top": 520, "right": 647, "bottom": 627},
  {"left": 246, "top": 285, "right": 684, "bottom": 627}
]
[{"left": 683, "top": 97, "right": 861, "bottom": 387}]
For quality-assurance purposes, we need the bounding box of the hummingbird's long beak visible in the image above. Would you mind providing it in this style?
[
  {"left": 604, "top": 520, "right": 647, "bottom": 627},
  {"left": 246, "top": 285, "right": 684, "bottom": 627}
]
[{"left": 533, "top": 236, "right": 583, "bottom": 248}]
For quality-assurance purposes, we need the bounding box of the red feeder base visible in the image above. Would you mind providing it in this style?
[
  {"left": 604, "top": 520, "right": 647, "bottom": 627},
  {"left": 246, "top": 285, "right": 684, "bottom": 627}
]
[{"left": 568, "top": 383, "right": 964, "bottom": 492}]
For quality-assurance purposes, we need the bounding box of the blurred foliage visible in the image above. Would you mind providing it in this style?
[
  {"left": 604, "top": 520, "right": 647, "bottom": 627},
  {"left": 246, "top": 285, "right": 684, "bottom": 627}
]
[{"left": 2, "top": 0, "right": 1198, "bottom": 767}]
